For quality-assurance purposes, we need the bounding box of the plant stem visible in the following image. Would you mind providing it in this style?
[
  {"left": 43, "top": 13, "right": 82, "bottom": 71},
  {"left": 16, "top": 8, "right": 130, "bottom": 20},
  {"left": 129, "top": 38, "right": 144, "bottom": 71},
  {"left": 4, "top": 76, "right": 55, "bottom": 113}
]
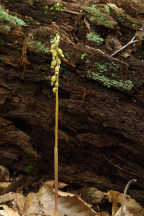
[
  {"left": 54, "top": 78, "right": 59, "bottom": 216},
  {"left": 121, "top": 179, "right": 136, "bottom": 216}
]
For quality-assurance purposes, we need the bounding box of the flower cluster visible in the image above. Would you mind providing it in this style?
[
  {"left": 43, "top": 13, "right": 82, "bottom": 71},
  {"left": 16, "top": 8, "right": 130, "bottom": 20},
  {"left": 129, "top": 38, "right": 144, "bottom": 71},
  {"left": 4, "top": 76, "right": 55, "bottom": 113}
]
[{"left": 50, "top": 33, "right": 64, "bottom": 93}]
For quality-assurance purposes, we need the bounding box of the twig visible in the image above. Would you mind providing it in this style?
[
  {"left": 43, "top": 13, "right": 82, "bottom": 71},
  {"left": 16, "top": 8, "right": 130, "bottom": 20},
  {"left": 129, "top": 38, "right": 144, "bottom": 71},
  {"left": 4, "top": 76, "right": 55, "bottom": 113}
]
[
  {"left": 120, "top": 179, "right": 137, "bottom": 216},
  {"left": 111, "top": 35, "right": 138, "bottom": 57}
]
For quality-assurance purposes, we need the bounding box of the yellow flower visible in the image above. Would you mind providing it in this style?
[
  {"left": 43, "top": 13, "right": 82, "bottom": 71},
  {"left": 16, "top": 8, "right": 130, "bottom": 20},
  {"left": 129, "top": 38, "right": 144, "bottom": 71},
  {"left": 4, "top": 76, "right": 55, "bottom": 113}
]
[
  {"left": 53, "top": 87, "right": 57, "bottom": 93},
  {"left": 55, "top": 65, "right": 59, "bottom": 73},
  {"left": 57, "top": 58, "right": 61, "bottom": 65},
  {"left": 57, "top": 48, "right": 64, "bottom": 57},
  {"left": 51, "top": 60, "right": 57, "bottom": 68},
  {"left": 51, "top": 75, "right": 56, "bottom": 83}
]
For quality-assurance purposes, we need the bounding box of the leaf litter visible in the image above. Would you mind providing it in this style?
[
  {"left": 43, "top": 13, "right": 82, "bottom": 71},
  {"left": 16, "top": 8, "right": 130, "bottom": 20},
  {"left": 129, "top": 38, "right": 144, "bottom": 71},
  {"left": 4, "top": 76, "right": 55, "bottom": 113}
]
[{"left": 0, "top": 179, "right": 142, "bottom": 216}]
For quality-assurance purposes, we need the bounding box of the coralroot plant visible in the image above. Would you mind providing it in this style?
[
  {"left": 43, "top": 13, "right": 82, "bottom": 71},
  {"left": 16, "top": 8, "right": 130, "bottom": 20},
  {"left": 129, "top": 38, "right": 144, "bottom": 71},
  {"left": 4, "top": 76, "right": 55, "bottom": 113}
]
[{"left": 50, "top": 33, "right": 64, "bottom": 216}]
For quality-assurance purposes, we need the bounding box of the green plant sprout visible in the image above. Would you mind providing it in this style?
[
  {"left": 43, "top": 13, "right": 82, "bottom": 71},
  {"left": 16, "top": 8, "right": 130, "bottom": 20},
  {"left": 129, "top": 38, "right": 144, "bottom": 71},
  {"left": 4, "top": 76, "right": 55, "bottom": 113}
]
[
  {"left": 87, "top": 32, "right": 104, "bottom": 45},
  {"left": 81, "top": 52, "right": 87, "bottom": 60},
  {"left": 50, "top": 3, "right": 63, "bottom": 11},
  {"left": 43, "top": 5, "right": 49, "bottom": 10},
  {"left": 24, "top": 164, "right": 34, "bottom": 174},
  {"left": 50, "top": 33, "right": 64, "bottom": 216},
  {"left": 43, "top": 3, "right": 64, "bottom": 13}
]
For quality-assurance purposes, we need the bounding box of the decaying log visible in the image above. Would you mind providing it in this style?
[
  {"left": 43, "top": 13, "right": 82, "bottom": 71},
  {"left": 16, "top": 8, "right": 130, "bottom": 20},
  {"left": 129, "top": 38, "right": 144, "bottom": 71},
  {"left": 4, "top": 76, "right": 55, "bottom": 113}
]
[{"left": 1, "top": 0, "right": 144, "bottom": 204}]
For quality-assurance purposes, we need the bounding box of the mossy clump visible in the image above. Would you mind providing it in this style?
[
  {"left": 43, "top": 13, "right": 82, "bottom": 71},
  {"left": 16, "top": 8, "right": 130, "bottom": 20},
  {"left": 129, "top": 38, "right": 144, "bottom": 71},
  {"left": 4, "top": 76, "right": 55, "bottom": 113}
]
[
  {"left": 88, "top": 72, "right": 133, "bottom": 91},
  {"left": 42, "top": 2, "right": 64, "bottom": 14},
  {"left": 0, "top": 6, "right": 26, "bottom": 26},
  {"left": 0, "top": 25, "right": 11, "bottom": 34},
  {"left": 108, "top": 3, "right": 141, "bottom": 30},
  {"left": 85, "top": 4, "right": 117, "bottom": 29},
  {"left": 87, "top": 32, "right": 104, "bottom": 45},
  {"left": 94, "top": 62, "right": 119, "bottom": 74},
  {"left": 95, "top": 63, "right": 108, "bottom": 73},
  {"left": 28, "top": 40, "right": 49, "bottom": 53},
  {"left": 88, "top": 62, "right": 133, "bottom": 91},
  {"left": 81, "top": 52, "right": 87, "bottom": 60}
]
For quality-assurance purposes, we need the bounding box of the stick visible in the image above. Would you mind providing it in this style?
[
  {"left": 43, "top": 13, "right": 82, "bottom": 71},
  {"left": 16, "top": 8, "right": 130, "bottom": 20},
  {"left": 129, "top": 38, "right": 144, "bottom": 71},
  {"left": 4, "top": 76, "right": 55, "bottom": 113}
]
[
  {"left": 120, "top": 179, "right": 137, "bottom": 216},
  {"left": 111, "top": 35, "right": 138, "bottom": 57}
]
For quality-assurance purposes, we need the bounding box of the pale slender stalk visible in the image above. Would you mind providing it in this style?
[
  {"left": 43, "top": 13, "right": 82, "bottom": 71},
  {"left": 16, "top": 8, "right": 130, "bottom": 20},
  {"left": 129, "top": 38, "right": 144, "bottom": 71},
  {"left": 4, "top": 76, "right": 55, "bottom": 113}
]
[
  {"left": 120, "top": 179, "right": 136, "bottom": 216},
  {"left": 51, "top": 33, "right": 62, "bottom": 216},
  {"left": 54, "top": 78, "right": 59, "bottom": 216}
]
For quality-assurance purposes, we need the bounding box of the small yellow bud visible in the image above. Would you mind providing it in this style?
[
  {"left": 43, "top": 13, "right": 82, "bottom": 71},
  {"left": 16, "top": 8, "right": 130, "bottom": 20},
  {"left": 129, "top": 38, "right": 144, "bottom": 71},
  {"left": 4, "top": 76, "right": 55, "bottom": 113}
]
[
  {"left": 55, "top": 65, "right": 59, "bottom": 73},
  {"left": 53, "top": 87, "right": 57, "bottom": 93},
  {"left": 56, "top": 34, "right": 60, "bottom": 41},
  {"left": 51, "top": 60, "right": 57, "bottom": 68},
  {"left": 57, "top": 48, "right": 64, "bottom": 57},
  {"left": 57, "top": 58, "right": 61, "bottom": 65},
  {"left": 55, "top": 81, "right": 58, "bottom": 87},
  {"left": 51, "top": 75, "right": 56, "bottom": 83},
  {"left": 50, "top": 44, "right": 56, "bottom": 50},
  {"left": 51, "top": 50, "right": 57, "bottom": 57}
]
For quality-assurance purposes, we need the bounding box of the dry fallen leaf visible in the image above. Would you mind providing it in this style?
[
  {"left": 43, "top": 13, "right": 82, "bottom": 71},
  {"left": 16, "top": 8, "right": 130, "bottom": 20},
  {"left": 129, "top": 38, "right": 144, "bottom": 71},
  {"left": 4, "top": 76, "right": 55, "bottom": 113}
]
[
  {"left": 24, "top": 181, "right": 98, "bottom": 216},
  {"left": 0, "top": 204, "right": 20, "bottom": 216},
  {"left": 80, "top": 187, "right": 105, "bottom": 204},
  {"left": 105, "top": 190, "right": 123, "bottom": 216},
  {"left": 0, "top": 165, "right": 10, "bottom": 181},
  {"left": 106, "top": 189, "right": 144, "bottom": 216},
  {"left": 0, "top": 181, "right": 100, "bottom": 216},
  {"left": 2, "top": 181, "right": 144, "bottom": 216}
]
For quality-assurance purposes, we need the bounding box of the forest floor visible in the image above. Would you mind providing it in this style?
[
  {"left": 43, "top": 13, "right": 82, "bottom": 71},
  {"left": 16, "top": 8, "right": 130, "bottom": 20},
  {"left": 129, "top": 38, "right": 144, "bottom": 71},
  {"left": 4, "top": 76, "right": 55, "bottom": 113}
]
[{"left": 0, "top": 0, "right": 144, "bottom": 215}]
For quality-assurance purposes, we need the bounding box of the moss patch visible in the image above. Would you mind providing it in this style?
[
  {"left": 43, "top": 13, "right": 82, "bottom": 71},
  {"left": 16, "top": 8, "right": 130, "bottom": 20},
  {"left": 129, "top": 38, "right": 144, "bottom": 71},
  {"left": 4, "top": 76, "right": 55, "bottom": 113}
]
[
  {"left": 0, "top": 6, "right": 26, "bottom": 26},
  {"left": 108, "top": 3, "right": 141, "bottom": 30},
  {"left": 85, "top": 4, "right": 117, "bottom": 29},
  {"left": 28, "top": 40, "right": 49, "bottom": 54},
  {"left": 88, "top": 62, "right": 133, "bottom": 91},
  {"left": 88, "top": 71, "right": 133, "bottom": 91},
  {"left": 87, "top": 32, "right": 104, "bottom": 45}
]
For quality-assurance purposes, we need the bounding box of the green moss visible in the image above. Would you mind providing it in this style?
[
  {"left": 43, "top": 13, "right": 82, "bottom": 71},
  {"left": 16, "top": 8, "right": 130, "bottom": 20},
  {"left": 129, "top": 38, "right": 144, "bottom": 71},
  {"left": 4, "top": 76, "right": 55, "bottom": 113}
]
[
  {"left": 95, "top": 63, "right": 107, "bottom": 73},
  {"left": 79, "top": 25, "right": 84, "bottom": 30},
  {"left": 108, "top": 3, "right": 140, "bottom": 30},
  {"left": 109, "top": 62, "right": 120, "bottom": 72},
  {"left": 43, "top": 5, "right": 49, "bottom": 10},
  {"left": 116, "top": 15, "right": 138, "bottom": 29},
  {"left": 81, "top": 52, "right": 87, "bottom": 60},
  {"left": 87, "top": 32, "right": 104, "bottom": 45},
  {"left": 86, "top": 4, "right": 110, "bottom": 16},
  {"left": 111, "top": 73, "right": 116, "bottom": 77},
  {"left": 28, "top": 40, "right": 49, "bottom": 53},
  {"left": 88, "top": 62, "right": 132, "bottom": 90},
  {"left": 0, "top": 6, "right": 26, "bottom": 26},
  {"left": 131, "top": 23, "right": 137, "bottom": 28},
  {"left": 24, "top": 164, "right": 34, "bottom": 174},
  {"left": 27, "top": 16, "right": 34, "bottom": 23},
  {"left": 88, "top": 72, "right": 133, "bottom": 91},
  {"left": 94, "top": 62, "right": 119, "bottom": 74},
  {"left": 85, "top": 4, "right": 117, "bottom": 29},
  {"left": 0, "top": 25, "right": 11, "bottom": 33},
  {"left": 42, "top": 2, "right": 63, "bottom": 12},
  {"left": 50, "top": 3, "right": 63, "bottom": 11}
]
